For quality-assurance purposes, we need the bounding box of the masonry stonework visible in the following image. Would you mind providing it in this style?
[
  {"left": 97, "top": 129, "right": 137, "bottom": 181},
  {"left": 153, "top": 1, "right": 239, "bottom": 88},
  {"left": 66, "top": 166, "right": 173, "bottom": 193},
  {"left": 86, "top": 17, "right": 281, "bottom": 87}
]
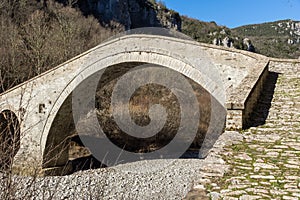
[{"left": 0, "top": 34, "right": 271, "bottom": 175}]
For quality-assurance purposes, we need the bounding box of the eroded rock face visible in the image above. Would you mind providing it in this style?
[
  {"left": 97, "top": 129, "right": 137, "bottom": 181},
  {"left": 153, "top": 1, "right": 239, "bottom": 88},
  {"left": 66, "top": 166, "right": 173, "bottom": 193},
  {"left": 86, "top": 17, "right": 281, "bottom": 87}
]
[
  {"left": 77, "top": 0, "right": 181, "bottom": 30},
  {"left": 222, "top": 36, "right": 233, "bottom": 47},
  {"left": 243, "top": 38, "right": 255, "bottom": 52}
]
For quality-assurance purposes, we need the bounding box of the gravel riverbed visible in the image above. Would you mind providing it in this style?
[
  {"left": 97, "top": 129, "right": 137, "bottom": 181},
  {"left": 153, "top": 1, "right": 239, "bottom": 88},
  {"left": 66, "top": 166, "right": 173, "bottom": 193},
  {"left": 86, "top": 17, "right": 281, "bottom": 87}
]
[{"left": 0, "top": 131, "right": 242, "bottom": 200}]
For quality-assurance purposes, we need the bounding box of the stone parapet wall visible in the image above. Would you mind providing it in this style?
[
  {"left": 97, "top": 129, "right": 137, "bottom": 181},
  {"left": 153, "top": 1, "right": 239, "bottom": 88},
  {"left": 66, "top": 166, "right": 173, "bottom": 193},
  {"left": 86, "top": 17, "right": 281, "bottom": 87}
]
[
  {"left": 192, "top": 43, "right": 271, "bottom": 131},
  {"left": 269, "top": 58, "right": 300, "bottom": 74},
  {"left": 242, "top": 62, "right": 269, "bottom": 128},
  {"left": 226, "top": 58, "right": 300, "bottom": 130},
  {"left": 225, "top": 59, "right": 269, "bottom": 130}
]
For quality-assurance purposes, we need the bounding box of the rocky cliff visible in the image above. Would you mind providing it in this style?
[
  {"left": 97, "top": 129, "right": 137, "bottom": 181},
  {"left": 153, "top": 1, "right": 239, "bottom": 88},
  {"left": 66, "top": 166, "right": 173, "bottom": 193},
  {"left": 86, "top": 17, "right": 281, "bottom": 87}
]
[{"left": 72, "top": 0, "right": 181, "bottom": 30}]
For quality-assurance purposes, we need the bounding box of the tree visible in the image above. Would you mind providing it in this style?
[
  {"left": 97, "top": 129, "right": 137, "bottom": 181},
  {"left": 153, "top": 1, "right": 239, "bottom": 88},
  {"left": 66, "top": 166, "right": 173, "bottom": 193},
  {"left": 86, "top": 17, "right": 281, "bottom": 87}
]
[{"left": 0, "top": 0, "right": 122, "bottom": 92}]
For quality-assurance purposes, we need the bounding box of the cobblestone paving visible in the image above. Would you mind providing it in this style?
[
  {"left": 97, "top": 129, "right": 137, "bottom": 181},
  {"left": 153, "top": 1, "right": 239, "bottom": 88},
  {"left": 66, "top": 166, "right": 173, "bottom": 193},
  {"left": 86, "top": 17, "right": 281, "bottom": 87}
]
[{"left": 186, "top": 64, "right": 300, "bottom": 199}]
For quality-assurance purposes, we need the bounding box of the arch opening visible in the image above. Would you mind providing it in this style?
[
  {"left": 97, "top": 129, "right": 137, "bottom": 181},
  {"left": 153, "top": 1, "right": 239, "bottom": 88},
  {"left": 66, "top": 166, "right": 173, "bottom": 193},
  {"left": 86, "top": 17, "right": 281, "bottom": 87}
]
[
  {"left": 0, "top": 110, "right": 20, "bottom": 172},
  {"left": 43, "top": 61, "right": 221, "bottom": 175},
  {"left": 93, "top": 62, "right": 212, "bottom": 153}
]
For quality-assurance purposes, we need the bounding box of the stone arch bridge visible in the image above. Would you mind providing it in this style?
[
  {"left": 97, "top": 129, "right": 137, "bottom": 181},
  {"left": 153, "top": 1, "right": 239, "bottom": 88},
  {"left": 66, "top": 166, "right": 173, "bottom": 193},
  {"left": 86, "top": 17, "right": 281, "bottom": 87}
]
[{"left": 0, "top": 34, "right": 271, "bottom": 175}]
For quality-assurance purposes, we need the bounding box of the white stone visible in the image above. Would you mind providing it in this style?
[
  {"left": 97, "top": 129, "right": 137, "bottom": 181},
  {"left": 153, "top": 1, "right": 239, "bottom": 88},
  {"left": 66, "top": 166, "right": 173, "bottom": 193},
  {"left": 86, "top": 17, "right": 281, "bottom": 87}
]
[
  {"left": 253, "top": 163, "right": 278, "bottom": 169},
  {"left": 250, "top": 175, "right": 275, "bottom": 179}
]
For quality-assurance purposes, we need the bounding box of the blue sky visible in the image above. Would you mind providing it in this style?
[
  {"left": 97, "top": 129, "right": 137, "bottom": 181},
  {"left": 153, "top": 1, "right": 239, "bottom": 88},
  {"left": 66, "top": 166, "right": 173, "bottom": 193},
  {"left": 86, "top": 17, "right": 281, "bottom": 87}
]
[{"left": 162, "top": 0, "right": 300, "bottom": 28}]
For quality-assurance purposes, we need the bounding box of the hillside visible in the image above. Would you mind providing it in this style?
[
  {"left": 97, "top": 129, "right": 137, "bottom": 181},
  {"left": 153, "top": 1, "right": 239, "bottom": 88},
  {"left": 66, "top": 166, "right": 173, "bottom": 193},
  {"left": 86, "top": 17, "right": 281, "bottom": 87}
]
[
  {"left": 181, "top": 16, "right": 256, "bottom": 53},
  {"left": 0, "top": 0, "right": 180, "bottom": 92},
  {"left": 181, "top": 16, "right": 230, "bottom": 44},
  {"left": 0, "top": 0, "right": 123, "bottom": 92},
  {"left": 56, "top": 0, "right": 181, "bottom": 30},
  {"left": 181, "top": 16, "right": 300, "bottom": 59},
  {"left": 233, "top": 20, "right": 300, "bottom": 58}
]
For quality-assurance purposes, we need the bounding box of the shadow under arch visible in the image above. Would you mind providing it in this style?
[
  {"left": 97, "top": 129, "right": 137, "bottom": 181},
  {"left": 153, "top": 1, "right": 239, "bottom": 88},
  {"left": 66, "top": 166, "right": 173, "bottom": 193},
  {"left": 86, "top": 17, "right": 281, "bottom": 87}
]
[
  {"left": 0, "top": 110, "right": 21, "bottom": 171},
  {"left": 41, "top": 50, "right": 226, "bottom": 175}
]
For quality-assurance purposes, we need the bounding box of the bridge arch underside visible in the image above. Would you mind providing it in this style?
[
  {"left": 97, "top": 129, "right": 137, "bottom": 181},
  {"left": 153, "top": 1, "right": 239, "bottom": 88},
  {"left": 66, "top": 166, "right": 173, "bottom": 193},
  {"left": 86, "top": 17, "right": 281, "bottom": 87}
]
[{"left": 42, "top": 62, "right": 225, "bottom": 175}]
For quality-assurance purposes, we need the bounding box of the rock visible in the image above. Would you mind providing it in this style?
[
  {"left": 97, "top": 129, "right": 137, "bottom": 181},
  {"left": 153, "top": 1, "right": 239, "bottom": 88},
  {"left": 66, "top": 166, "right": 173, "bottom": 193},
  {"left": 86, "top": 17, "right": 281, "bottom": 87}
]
[
  {"left": 183, "top": 188, "right": 209, "bottom": 200},
  {"left": 223, "top": 36, "right": 233, "bottom": 47},
  {"left": 249, "top": 175, "right": 275, "bottom": 180},
  {"left": 243, "top": 38, "right": 255, "bottom": 52},
  {"left": 239, "top": 195, "right": 262, "bottom": 200},
  {"left": 288, "top": 38, "right": 294, "bottom": 44},
  {"left": 252, "top": 162, "right": 278, "bottom": 169},
  {"left": 76, "top": 0, "right": 181, "bottom": 30},
  {"left": 213, "top": 38, "right": 220, "bottom": 45},
  {"left": 234, "top": 153, "right": 252, "bottom": 161},
  {"left": 210, "top": 192, "right": 221, "bottom": 200}
]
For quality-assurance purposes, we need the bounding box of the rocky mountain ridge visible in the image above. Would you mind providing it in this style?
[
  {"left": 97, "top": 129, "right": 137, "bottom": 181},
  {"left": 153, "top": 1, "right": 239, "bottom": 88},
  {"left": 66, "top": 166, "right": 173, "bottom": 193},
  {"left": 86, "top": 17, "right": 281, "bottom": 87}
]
[
  {"left": 60, "top": 0, "right": 299, "bottom": 59},
  {"left": 58, "top": 0, "right": 181, "bottom": 30}
]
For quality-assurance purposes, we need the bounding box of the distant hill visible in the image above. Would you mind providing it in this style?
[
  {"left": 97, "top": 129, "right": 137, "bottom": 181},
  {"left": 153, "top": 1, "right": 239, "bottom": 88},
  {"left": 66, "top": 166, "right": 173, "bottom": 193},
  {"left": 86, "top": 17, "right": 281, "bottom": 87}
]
[
  {"left": 181, "top": 16, "right": 300, "bottom": 59},
  {"left": 232, "top": 20, "right": 300, "bottom": 58}
]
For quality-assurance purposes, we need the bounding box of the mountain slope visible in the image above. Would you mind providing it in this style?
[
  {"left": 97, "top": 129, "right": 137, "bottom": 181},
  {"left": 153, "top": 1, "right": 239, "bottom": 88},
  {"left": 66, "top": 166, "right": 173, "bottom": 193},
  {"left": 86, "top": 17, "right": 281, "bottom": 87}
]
[
  {"left": 181, "top": 16, "right": 231, "bottom": 43},
  {"left": 181, "top": 16, "right": 255, "bottom": 53},
  {"left": 233, "top": 19, "right": 300, "bottom": 58},
  {"left": 57, "top": 0, "right": 181, "bottom": 30},
  {"left": 181, "top": 16, "right": 300, "bottom": 59},
  {"left": 0, "top": 0, "right": 182, "bottom": 92}
]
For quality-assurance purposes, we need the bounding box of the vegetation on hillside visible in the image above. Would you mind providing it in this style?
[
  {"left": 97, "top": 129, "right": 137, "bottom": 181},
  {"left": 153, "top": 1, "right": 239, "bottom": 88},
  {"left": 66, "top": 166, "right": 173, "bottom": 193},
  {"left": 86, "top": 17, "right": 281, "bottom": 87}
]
[
  {"left": 0, "top": 0, "right": 123, "bottom": 92},
  {"left": 181, "top": 16, "right": 228, "bottom": 43},
  {"left": 181, "top": 16, "right": 300, "bottom": 59},
  {"left": 181, "top": 16, "right": 252, "bottom": 51},
  {"left": 233, "top": 19, "right": 300, "bottom": 58}
]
